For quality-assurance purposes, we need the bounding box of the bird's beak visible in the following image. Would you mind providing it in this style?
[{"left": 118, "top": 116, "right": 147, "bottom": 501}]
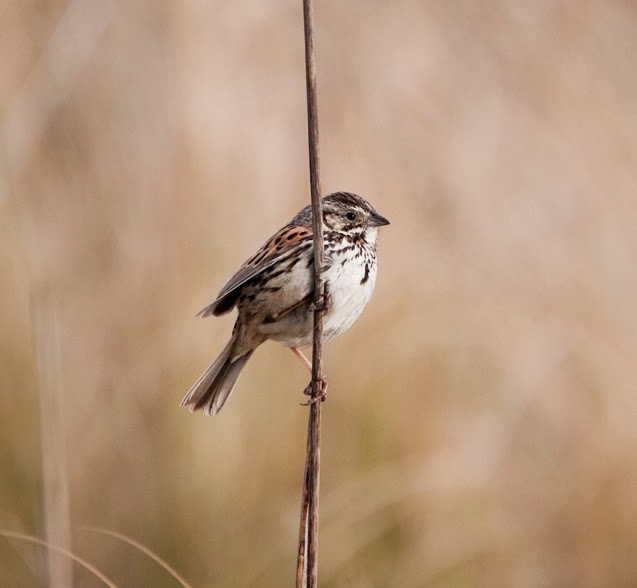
[{"left": 369, "top": 210, "right": 390, "bottom": 227}]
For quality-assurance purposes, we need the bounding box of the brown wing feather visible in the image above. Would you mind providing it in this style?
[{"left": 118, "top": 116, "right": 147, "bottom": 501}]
[{"left": 197, "top": 224, "right": 313, "bottom": 318}]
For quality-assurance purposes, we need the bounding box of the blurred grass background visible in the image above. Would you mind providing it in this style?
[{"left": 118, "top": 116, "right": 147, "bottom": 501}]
[{"left": 3, "top": 1, "right": 637, "bottom": 586}]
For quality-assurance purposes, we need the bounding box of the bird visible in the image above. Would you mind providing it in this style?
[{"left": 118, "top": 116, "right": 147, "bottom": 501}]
[{"left": 180, "top": 191, "right": 389, "bottom": 415}]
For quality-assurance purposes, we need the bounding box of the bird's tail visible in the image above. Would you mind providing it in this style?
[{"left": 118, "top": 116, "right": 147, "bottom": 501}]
[{"left": 180, "top": 334, "right": 254, "bottom": 415}]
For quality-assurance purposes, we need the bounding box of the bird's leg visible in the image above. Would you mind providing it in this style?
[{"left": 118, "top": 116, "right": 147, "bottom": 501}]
[
  {"left": 309, "top": 285, "right": 332, "bottom": 313},
  {"left": 266, "top": 295, "right": 312, "bottom": 323},
  {"left": 303, "top": 285, "right": 330, "bottom": 403},
  {"left": 267, "top": 286, "right": 330, "bottom": 324},
  {"left": 290, "top": 347, "right": 328, "bottom": 404},
  {"left": 288, "top": 284, "right": 330, "bottom": 404},
  {"left": 290, "top": 346, "right": 312, "bottom": 373}
]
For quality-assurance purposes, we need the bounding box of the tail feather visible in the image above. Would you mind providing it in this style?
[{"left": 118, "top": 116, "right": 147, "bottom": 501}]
[
  {"left": 194, "top": 351, "right": 253, "bottom": 415},
  {"left": 181, "top": 335, "right": 253, "bottom": 415}
]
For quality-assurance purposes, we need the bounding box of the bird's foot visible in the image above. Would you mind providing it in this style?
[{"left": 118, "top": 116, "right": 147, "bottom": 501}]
[
  {"left": 301, "top": 377, "right": 328, "bottom": 405},
  {"left": 309, "top": 291, "right": 332, "bottom": 313}
]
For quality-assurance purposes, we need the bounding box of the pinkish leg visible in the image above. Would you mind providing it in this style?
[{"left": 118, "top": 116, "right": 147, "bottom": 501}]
[
  {"left": 290, "top": 347, "right": 312, "bottom": 372},
  {"left": 291, "top": 347, "right": 329, "bottom": 404}
]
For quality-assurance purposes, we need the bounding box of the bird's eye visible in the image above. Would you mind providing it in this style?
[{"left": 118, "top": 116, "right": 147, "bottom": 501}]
[{"left": 346, "top": 212, "right": 356, "bottom": 221}]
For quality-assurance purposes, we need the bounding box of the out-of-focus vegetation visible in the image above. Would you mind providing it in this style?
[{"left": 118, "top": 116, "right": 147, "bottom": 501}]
[{"left": 3, "top": 1, "right": 637, "bottom": 586}]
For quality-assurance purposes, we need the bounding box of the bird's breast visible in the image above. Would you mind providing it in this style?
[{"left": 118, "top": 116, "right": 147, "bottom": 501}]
[{"left": 322, "top": 244, "right": 377, "bottom": 341}]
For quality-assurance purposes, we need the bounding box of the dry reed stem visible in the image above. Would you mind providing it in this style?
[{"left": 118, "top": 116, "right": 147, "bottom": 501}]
[{"left": 296, "top": 0, "right": 325, "bottom": 586}]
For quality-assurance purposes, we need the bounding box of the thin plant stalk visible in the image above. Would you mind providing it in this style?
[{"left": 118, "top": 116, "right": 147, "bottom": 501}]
[{"left": 296, "top": 0, "right": 326, "bottom": 586}]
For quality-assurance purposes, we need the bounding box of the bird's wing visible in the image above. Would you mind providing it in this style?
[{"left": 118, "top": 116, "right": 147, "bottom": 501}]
[{"left": 197, "top": 223, "right": 314, "bottom": 317}]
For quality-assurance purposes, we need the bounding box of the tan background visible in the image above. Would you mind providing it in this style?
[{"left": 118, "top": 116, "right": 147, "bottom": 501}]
[{"left": 3, "top": 1, "right": 637, "bottom": 586}]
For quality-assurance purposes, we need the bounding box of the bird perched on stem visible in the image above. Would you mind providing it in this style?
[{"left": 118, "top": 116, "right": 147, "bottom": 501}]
[{"left": 181, "top": 191, "right": 389, "bottom": 415}]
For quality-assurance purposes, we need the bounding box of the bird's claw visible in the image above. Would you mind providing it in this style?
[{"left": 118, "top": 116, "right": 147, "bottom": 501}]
[
  {"left": 310, "top": 292, "right": 332, "bottom": 313},
  {"left": 301, "top": 377, "right": 328, "bottom": 405}
]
